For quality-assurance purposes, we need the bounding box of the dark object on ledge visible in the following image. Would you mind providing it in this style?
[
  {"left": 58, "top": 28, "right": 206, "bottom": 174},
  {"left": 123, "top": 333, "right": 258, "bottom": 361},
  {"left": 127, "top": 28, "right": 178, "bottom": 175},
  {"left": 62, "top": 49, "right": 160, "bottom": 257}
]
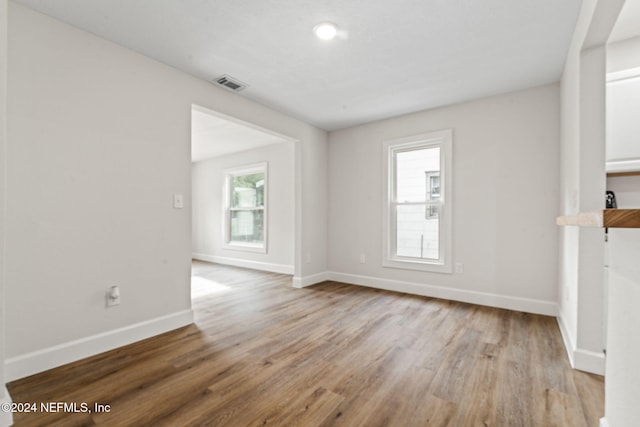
[{"left": 606, "top": 191, "right": 617, "bottom": 209}]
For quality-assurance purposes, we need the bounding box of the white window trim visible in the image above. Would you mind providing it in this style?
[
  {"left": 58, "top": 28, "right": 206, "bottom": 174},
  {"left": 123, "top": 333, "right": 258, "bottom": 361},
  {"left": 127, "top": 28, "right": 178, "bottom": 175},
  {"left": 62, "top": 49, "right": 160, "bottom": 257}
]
[
  {"left": 382, "top": 129, "right": 453, "bottom": 273},
  {"left": 223, "top": 162, "right": 268, "bottom": 254}
]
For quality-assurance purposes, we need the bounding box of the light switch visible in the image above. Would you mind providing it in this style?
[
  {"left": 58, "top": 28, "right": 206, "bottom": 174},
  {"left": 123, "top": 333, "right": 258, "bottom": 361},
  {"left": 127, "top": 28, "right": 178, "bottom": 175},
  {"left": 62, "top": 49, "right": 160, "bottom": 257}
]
[{"left": 173, "top": 194, "right": 184, "bottom": 209}]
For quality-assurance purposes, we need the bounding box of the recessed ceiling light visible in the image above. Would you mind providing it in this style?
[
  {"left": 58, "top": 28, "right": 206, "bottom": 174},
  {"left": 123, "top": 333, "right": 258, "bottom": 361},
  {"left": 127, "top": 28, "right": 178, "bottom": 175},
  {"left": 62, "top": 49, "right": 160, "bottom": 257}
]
[{"left": 314, "top": 22, "right": 338, "bottom": 40}]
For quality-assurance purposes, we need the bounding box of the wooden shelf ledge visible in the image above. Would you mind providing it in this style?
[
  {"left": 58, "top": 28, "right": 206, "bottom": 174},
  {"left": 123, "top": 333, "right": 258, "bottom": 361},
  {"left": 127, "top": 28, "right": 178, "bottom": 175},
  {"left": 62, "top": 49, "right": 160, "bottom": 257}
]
[
  {"left": 603, "top": 209, "right": 640, "bottom": 228},
  {"left": 607, "top": 171, "right": 640, "bottom": 177}
]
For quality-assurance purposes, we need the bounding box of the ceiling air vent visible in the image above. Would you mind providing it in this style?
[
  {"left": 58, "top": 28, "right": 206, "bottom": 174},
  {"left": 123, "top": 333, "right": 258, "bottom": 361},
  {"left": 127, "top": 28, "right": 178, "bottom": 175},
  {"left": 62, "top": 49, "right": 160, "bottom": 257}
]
[{"left": 213, "top": 74, "right": 248, "bottom": 92}]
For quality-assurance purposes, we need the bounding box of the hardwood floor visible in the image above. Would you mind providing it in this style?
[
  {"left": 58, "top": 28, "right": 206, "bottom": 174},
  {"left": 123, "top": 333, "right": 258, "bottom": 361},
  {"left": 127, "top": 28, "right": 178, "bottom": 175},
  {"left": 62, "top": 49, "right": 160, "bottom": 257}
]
[{"left": 8, "top": 261, "right": 604, "bottom": 426}]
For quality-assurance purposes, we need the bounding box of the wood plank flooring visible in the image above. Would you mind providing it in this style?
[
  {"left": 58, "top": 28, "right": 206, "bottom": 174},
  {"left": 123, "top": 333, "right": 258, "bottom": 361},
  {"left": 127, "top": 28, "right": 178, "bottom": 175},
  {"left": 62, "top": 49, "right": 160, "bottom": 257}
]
[{"left": 7, "top": 261, "right": 604, "bottom": 426}]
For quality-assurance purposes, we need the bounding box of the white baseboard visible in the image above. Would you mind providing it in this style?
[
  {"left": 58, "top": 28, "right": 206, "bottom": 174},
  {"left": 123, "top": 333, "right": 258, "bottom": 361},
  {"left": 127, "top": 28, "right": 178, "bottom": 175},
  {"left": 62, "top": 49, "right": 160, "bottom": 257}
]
[
  {"left": 599, "top": 417, "right": 609, "bottom": 427},
  {"left": 557, "top": 316, "right": 576, "bottom": 367},
  {"left": 292, "top": 271, "right": 330, "bottom": 288},
  {"left": 193, "top": 253, "right": 294, "bottom": 275},
  {"left": 327, "top": 271, "right": 558, "bottom": 316},
  {"left": 0, "top": 386, "right": 13, "bottom": 427},
  {"left": 5, "top": 309, "right": 193, "bottom": 381},
  {"left": 574, "top": 349, "right": 605, "bottom": 376},
  {"left": 557, "top": 316, "right": 605, "bottom": 375}
]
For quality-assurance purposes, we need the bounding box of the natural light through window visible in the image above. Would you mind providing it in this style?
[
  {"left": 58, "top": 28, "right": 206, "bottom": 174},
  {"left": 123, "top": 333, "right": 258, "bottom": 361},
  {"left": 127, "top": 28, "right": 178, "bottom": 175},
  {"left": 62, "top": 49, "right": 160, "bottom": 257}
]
[
  {"left": 395, "top": 146, "right": 441, "bottom": 260},
  {"left": 383, "top": 130, "right": 452, "bottom": 273},
  {"left": 225, "top": 163, "right": 268, "bottom": 253}
]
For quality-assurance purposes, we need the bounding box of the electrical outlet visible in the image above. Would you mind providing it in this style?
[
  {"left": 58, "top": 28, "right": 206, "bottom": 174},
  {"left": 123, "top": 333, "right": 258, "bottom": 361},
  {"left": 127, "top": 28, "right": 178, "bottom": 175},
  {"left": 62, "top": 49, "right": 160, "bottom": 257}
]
[
  {"left": 106, "top": 285, "right": 120, "bottom": 307},
  {"left": 359, "top": 254, "right": 366, "bottom": 264},
  {"left": 455, "top": 262, "right": 464, "bottom": 274},
  {"left": 305, "top": 252, "right": 311, "bottom": 264}
]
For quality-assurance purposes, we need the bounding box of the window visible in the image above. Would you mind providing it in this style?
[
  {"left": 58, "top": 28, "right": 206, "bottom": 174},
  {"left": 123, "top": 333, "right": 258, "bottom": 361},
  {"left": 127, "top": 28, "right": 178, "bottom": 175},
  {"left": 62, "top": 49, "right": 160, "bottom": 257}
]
[
  {"left": 383, "top": 130, "right": 452, "bottom": 273},
  {"left": 225, "top": 163, "right": 267, "bottom": 252}
]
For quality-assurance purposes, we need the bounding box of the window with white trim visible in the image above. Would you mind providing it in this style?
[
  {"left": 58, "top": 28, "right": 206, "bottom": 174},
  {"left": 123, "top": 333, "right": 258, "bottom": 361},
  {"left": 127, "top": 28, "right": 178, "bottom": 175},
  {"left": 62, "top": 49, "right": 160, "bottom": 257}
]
[
  {"left": 383, "top": 130, "right": 452, "bottom": 273},
  {"left": 225, "top": 163, "right": 267, "bottom": 252}
]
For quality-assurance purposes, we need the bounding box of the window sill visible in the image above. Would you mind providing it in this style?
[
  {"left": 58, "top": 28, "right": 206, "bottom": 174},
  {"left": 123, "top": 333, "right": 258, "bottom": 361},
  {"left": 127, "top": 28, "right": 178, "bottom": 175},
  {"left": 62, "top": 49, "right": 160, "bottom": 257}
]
[
  {"left": 383, "top": 258, "right": 452, "bottom": 274},
  {"left": 223, "top": 242, "right": 267, "bottom": 254}
]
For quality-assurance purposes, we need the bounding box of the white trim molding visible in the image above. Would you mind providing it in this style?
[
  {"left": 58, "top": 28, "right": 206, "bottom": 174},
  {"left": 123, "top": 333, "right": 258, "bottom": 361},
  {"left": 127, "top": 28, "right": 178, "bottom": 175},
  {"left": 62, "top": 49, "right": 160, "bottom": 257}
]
[
  {"left": 0, "top": 386, "right": 13, "bottom": 427},
  {"left": 292, "top": 272, "right": 330, "bottom": 288},
  {"left": 193, "top": 253, "right": 294, "bottom": 275},
  {"left": 557, "top": 316, "right": 605, "bottom": 375},
  {"left": 557, "top": 316, "right": 576, "bottom": 367},
  {"left": 574, "top": 349, "right": 605, "bottom": 376},
  {"left": 297, "top": 271, "right": 557, "bottom": 315},
  {"left": 328, "top": 271, "right": 557, "bottom": 315},
  {"left": 4, "top": 309, "right": 193, "bottom": 381}
]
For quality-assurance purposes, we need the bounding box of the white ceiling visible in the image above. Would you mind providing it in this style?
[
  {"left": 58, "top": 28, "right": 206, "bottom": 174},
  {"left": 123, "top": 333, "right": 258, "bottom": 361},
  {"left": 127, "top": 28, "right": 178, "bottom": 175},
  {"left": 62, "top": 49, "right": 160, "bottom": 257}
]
[
  {"left": 191, "top": 107, "right": 288, "bottom": 162},
  {"left": 13, "top": 0, "right": 582, "bottom": 131}
]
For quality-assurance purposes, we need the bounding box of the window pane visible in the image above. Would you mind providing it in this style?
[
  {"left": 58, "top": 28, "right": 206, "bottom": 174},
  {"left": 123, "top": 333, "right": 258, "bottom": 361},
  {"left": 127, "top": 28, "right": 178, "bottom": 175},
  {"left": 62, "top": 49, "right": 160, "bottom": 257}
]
[
  {"left": 395, "top": 147, "right": 440, "bottom": 202},
  {"left": 232, "top": 173, "right": 265, "bottom": 208},
  {"left": 230, "top": 210, "right": 264, "bottom": 244},
  {"left": 396, "top": 204, "right": 439, "bottom": 260}
]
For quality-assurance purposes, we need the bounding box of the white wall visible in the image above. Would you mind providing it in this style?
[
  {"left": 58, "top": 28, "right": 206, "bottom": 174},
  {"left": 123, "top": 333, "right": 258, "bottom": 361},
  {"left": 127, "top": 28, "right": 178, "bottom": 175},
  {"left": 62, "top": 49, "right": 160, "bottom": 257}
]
[
  {"left": 192, "top": 143, "right": 295, "bottom": 273},
  {"left": 577, "top": 45, "right": 608, "bottom": 367},
  {"left": 5, "top": 3, "right": 327, "bottom": 380},
  {"left": 0, "top": 0, "right": 12, "bottom": 424},
  {"left": 558, "top": 2, "right": 586, "bottom": 367},
  {"left": 327, "top": 84, "right": 560, "bottom": 315},
  {"left": 607, "top": 176, "right": 640, "bottom": 207}
]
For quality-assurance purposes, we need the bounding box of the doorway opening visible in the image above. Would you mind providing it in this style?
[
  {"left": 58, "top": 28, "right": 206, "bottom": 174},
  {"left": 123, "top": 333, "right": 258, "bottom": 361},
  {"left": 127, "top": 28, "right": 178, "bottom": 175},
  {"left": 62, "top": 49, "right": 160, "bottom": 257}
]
[{"left": 189, "top": 105, "right": 297, "bottom": 301}]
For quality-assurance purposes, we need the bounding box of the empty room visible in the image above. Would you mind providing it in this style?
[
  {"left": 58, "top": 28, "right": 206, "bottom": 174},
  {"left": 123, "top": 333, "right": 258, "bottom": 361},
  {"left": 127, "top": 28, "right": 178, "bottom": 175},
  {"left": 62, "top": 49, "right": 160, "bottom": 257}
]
[{"left": 1, "top": 0, "right": 639, "bottom": 426}]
